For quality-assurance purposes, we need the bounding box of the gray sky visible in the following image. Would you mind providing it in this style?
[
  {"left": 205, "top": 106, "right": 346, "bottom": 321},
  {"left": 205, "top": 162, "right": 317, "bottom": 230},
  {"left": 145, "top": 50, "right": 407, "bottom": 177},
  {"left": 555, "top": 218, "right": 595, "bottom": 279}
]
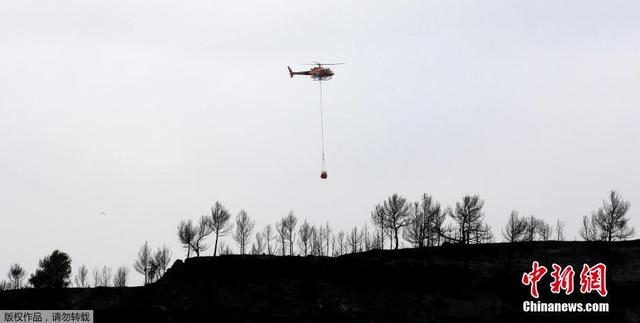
[{"left": 1, "top": 1, "right": 639, "bottom": 286}]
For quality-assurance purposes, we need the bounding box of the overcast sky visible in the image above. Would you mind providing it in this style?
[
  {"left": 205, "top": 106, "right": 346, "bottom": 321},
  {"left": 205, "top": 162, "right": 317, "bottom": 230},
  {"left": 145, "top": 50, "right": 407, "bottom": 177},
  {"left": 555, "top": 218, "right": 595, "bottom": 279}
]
[{"left": 1, "top": 1, "right": 639, "bottom": 286}]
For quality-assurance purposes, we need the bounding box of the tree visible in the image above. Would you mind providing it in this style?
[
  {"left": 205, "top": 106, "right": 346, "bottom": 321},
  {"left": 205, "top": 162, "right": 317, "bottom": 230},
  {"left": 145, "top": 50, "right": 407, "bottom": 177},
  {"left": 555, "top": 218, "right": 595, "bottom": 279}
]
[
  {"left": 523, "top": 215, "right": 541, "bottom": 242},
  {"left": 133, "top": 241, "right": 152, "bottom": 285},
  {"left": 502, "top": 211, "right": 527, "bottom": 242},
  {"left": 251, "top": 232, "right": 266, "bottom": 255},
  {"left": 276, "top": 219, "right": 287, "bottom": 255},
  {"left": 449, "top": 195, "right": 490, "bottom": 244},
  {"left": 277, "top": 211, "right": 298, "bottom": 255},
  {"left": 177, "top": 219, "right": 196, "bottom": 258},
  {"left": 403, "top": 194, "right": 442, "bottom": 248},
  {"left": 555, "top": 219, "right": 566, "bottom": 241},
  {"left": 99, "top": 266, "right": 112, "bottom": 287},
  {"left": 75, "top": 265, "right": 89, "bottom": 288},
  {"left": 323, "top": 222, "right": 332, "bottom": 256},
  {"left": 7, "top": 264, "right": 26, "bottom": 290},
  {"left": 263, "top": 225, "right": 275, "bottom": 255},
  {"left": 192, "top": 216, "right": 213, "bottom": 257},
  {"left": 232, "top": 210, "right": 255, "bottom": 255},
  {"left": 29, "top": 250, "right": 72, "bottom": 288},
  {"left": 297, "top": 220, "right": 313, "bottom": 256},
  {"left": 593, "top": 190, "right": 634, "bottom": 241},
  {"left": 579, "top": 215, "right": 601, "bottom": 241},
  {"left": 0, "top": 281, "right": 9, "bottom": 290},
  {"left": 209, "top": 201, "right": 233, "bottom": 256},
  {"left": 113, "top": 266, "right": 129, "bottom": 287},
  {"left": 153, "top": 245, "right": 172, "bottom": 278},
  {"left": 370, "top": 204, "right": 385, "bottom": 249},
  {"left": 538, "top": 221, "right": 552, "bottom": 241},
  {"left": 92, "top": 267, "right": 101, "bottom": 287},
  {"left": 334, "top": 230, "right": 346, "bottom": 256},
  {"left": 381, "top": 193, "right": 410, "bottom": 249},
  {"left": 404, "top": 201, "right": 428, "bottom": 248},
  {"left": 347, "top": 226, "right": 363, "bottom": 253}
]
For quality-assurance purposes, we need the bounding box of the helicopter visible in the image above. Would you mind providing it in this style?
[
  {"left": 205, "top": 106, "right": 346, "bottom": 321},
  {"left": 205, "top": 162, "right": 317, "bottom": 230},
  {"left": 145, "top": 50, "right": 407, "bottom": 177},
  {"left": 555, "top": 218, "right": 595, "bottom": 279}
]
[{"left": 287, "top": 62, "right": 344, "bottom": 81}]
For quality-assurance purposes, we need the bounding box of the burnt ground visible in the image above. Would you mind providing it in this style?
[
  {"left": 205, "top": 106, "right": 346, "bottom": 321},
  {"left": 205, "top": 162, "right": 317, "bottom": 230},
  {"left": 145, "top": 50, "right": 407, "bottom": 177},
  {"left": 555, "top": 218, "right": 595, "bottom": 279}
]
[{"left": 1, "top": 240, "right": 639, "bottom": 322}]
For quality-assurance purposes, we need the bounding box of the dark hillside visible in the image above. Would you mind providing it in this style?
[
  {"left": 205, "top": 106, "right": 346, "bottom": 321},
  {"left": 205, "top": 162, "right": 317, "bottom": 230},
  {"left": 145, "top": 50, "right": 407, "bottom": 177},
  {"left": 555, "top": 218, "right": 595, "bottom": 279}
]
[{"left": 2, "top": 240, "right": 639, "bottom": 322}]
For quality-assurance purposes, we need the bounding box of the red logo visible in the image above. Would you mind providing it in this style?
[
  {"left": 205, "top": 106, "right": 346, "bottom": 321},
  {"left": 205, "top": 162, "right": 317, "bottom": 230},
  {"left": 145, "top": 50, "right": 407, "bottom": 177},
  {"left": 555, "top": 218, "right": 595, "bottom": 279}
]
[
  {"left": 549, "top": 264, "right": 575, "bottom": 295},
  {"left": 522, "top": 261, "right": 547, "bottom": 298},
  {"left": 579, "top": 263, "right": 607, "bottom": 297},
  {"left": 522, "top": 262, "right": 607, "bottom": 298}
]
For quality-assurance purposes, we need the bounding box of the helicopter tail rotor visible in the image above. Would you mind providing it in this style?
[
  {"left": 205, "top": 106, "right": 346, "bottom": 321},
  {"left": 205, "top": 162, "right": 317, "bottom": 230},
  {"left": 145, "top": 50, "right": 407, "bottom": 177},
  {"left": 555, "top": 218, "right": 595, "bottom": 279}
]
[{"left": 287, "top": 66, "right": 294, "bottom": 78}]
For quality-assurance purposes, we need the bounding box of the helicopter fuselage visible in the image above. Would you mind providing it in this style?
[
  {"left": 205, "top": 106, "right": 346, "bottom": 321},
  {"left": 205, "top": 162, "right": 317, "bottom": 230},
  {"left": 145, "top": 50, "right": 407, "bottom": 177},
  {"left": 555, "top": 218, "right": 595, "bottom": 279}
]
[{"left": 288, "top": 66, "right": 334, "bottom": 80}]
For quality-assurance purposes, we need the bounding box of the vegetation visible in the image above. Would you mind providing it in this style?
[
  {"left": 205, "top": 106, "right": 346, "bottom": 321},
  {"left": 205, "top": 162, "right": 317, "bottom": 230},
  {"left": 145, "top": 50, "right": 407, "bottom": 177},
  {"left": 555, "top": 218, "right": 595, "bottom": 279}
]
[
  {"left": 28, "top": 250, "right": 72, "bottom": 288},
  {"left": 1, "top": 190, "right": 634, "bottom": 290}
]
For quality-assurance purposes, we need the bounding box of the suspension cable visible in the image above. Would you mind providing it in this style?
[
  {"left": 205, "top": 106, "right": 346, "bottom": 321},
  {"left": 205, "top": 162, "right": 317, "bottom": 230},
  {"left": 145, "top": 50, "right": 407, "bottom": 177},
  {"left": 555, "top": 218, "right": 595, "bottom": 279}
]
[{"left": 319, "top": 80, "right": 325, "bottom": 168}]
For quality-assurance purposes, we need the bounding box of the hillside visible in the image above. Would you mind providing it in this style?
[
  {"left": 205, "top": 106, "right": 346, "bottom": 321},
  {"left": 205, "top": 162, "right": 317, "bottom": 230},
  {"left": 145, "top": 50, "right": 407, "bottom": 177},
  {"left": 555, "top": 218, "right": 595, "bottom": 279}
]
[{"left": 2, "top": 240, "right": 639, "bottom": 322}]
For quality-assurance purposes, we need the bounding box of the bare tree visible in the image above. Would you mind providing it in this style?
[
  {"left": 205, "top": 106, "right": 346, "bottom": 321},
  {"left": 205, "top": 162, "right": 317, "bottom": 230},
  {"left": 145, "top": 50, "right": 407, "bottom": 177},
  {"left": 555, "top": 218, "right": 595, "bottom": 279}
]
[
  {"left": 311, "top": 226, "right": 323, "bottom": 255},
  {"left": 113, "top": 266, "right": 129, "bottom": 287},
  {"left": 218, "top": 241, "right": 233, "bottom": 255},
  {"left": 0, "top": 281, "right": 9, "bottom": 290},
  {"left": 263, "top": 225, "right": 275, "bottom": 255},
  {"left": 538, "top": 221, "right": 552, "bottom": 241},
  {"left": 370, "top": 203, "right": 385, "bottom": 249},
  {"left": 232, "top": 210, "right": 255, "bottom": 255},
  {"left": 347, "top": 226, "right": 363, "bottom": 253},
  {"left": 579, "top": 215, "right": 601, "bottom": 241},
  {"left": 297, "top": 220, "right": 313, "bottom": 256},
  {"left": 133, "top": 241, "right": 152, "bottom": 285},
  {"left": 323, "top": 222, "right": 332, "bottom": 256},
  {"left": 177, "top": 219, "right": 196, "bottom": 258},
  {"left": 555, "top": 219, "right": 566, "bottom": 241},
  {"left": 92, "top": 267, "right": 101, "bottom": 287},
  {"left": 192, "top": 216, "right": 213, "bottom": 257},
  {"left": 276, "top": 219, "right": 287, "bottom": 256},
  {"left": 100, "top": 266, "right": 112, "bottom": 287},
  {"left": 404, "top": 201, "right": 427, "bottom": 248},
  {"left": 523, "top": 215, "right": 541, "bottom": 241},
  {"left": 382, "top": 193, "right": 410, "bottom": 249},
  {"left": 251, "top": 232, "right": 266, "bottom": 255},
  {"left": 593, "top": 190, "right": 634, "bottom": 241},
  {"left": 449, "top": 195, "right": 490, "bottom": 244},
  {"left": 153, "top": 245, "right": 172, "bottom": 278},
  {"left": 502, "top": 211, "right": 527, "bottom": 242},
  {"left": 334, "top": 230, "right": 346, "bottom": 256},
  {"left": 209, "top": 201, "right": 233, "bottom": 256},
  {"left": 7, "top": 264, "right": 26, "bottom": 290},
  {"left": 278, "top": 211, "right": 298, "bottom": 255},
  {"left": 74, "top": 265, "right": 89, "bottom": 288}
]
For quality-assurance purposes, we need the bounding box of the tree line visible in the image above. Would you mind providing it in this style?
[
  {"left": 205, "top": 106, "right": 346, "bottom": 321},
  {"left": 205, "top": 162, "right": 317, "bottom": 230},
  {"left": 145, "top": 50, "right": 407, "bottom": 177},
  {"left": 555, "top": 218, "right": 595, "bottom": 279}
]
[{"left": 1, "top": 190, "right": 634, "bottom": 290}]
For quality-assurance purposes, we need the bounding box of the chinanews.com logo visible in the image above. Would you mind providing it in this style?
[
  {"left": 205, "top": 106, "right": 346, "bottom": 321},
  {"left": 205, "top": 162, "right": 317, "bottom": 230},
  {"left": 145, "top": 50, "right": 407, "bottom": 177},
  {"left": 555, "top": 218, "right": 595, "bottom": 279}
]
[{"left": 520, "top": 261, "right": 609, "bottom": 313}]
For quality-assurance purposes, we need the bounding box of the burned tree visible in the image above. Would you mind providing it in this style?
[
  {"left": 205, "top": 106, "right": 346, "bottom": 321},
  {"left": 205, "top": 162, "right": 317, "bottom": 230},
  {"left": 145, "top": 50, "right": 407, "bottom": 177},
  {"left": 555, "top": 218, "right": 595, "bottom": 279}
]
[
  {"left": 75, "top": 265, "right": 89, "bottom": 288},
  {"left": 133, "top": 241, "right": 152, "bottom": 285},
  {"left": 381, "top": 193, "right": 410, "bottom": 250},
  {"left": 7, "top": 264, "right": 26, "bottom": 290},
  {"left": 297, "top": 220, "right": 313, "bottom": 256},
  {"left": 177, "top": 219, "right": 197, "bottom": 258},
  {"left": 370, "top": 203, "right": 386, "bottom": 249},
  {"left": 449, "top": 195, "right": 491, "bottom": 244},
  {"left": 263, "top": 224, "right": 275, "bottom": 255},
  {"left": 555, "top": 219, "right": 566, "bottom": 241},
  {"left": 209, "top": 201, "right": 233, "bottom": 256},
  {"left": 593, "top": 190, "right": 634, "bottom": 241},
  {"left": 232, "top": 210, "right": 255, "bottom": 255},
  {"left": 502, "top": 211, "right": 527, "bottom": 242},
  {"left": 113, "top": 266, "right": 129, "bottom": 287}
]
